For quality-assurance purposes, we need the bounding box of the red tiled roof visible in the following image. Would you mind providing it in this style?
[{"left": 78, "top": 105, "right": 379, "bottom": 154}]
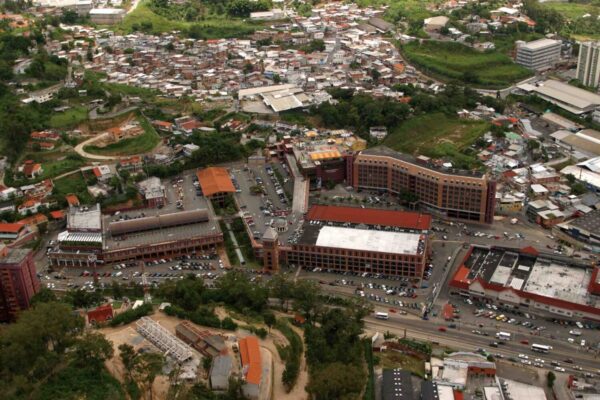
[
  {"left": 153, "top": 120, "right": 173, "bottom": 128},
  {"left": 50, "top": 210, "right": 65, "bottom": 219},
  {"left": 239, "top": 336, "right": 261, "bottom": 385},
  {"left": 65, "top": 194, "right": 79, "bottom": 206},
  {"left": 87, "top": 304, "right": 113, "bottom": 323},
  {"left": 520, "top": 246, "right": 539, "bottom": 256},
  {"left": 0, "top": 222, "right": 25, "bottom": 233},
  {"left": 453, "top": 390, "right": 464, "bottom": 400},
  {"left": 196, "top": 167, "right": 236, "bottom": 197},
  {"left": 306, "top": 205, "right": 432, "bottom": 230},
  {"left": 92, "top": 167, "right": 102, "bottom": 177},
  {"left": 19, "top": 213, "right": 48, "bottom": 226}
]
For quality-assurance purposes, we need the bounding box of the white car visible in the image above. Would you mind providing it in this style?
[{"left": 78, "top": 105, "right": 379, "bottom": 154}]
[
  {"left": 568, "top": 338, "right": 575, "bottom": 343},
  {"left": 518, "top": 354, "right": 528, "bottom": 359},
  {"left": 555, "top": 367, "right": 566, "bottom": 372}
]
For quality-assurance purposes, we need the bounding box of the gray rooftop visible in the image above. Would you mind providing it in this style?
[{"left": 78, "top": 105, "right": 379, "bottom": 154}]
[
  {"left": 1, "top": 248, "right": 31, "bottom": 265},
  {"left": 67, "top": 204, "right": 102, "bottom": 232},
  {"left": 361, "top": 146, "right": 486, "bottom": 178},
  {"left": 382, "top": 369, "right": 414, "bottom": 400},
  {"left": 568, "top": 209, "right": 600, "bottom": 234}
]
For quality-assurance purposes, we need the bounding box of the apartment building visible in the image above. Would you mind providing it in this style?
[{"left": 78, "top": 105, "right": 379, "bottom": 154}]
[
  {"left": 515, "top": 38, "right": 561, "bottom": 70},
  {"left": 0, "top": 245, "right": 39, "bottom": 322},
  {"left": 353, "top": 147, "right": 496, "bottom": 224},
  {"left": 577, "top": 41, "right": 600, "bottom": 88}
]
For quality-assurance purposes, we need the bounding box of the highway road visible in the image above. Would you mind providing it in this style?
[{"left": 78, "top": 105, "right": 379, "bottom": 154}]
[{"left": 364, "top": 313, "right": 600, "bottom": 375}]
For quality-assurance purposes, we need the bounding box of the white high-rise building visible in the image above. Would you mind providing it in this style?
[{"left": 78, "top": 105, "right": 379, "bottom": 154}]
[
  {"left": 577, "top": 41, "right": 600, "bottom": 88},
  {"left": 515, "top": 38, "right": 561, "bottom": 70}
]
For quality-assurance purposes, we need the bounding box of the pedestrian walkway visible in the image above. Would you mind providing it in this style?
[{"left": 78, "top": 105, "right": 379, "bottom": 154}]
[{"left": 285, "top": 154, "right": 309, "bottom": 214}]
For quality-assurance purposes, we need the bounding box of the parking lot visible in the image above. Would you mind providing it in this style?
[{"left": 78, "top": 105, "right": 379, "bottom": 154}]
[
  {"left": 42, "top": 253, "right": 227, "bottom": 292},
  {"left": 230, "top": 162, "right": 303, "bottom": 244},
  {"left": 431, "top": 293, "right": 600, "bottom": 358}
]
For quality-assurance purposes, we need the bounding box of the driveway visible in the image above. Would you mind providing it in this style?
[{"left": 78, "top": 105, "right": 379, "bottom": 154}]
[{"left": 73, "top": 132, "right": 119, "bottom": 161}]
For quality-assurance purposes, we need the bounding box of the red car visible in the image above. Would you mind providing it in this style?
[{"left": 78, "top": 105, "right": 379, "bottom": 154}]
[
  {"left": 520, "top": 340, "right": 529, "bottom": 345},
  {"left": 438, "top": 327, "right": 447, "bottom": 332}
]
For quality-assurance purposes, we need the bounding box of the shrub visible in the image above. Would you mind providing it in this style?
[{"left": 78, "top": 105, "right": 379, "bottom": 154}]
[{"left": 109, "top": 303, "right": 153, "bottom": 327}]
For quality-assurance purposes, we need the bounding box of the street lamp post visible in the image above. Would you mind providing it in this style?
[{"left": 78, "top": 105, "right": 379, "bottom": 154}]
[{"left": 88, "top": 254, "right": 98, "bottom": 286}]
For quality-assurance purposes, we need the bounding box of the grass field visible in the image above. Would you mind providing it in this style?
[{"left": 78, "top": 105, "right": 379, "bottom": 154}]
[
  {"left": 40, "top": 158, "right": 85, "bottom": 180},
  {"left": 49, "top": 106, "right": 88, "bottom": 129},
  {"left": 377, "top": 351, "right": 426, "bottom": 377},
  {"left": 84, "top": 117, "right": 160, "bottom": 156},
  {"left": 400, "top": 41, "right": 532, "bottom": 88},
  {"left": 53, "top": 172, "right": 94, "bottom": 204},
  {"left": 492, "top": 32, "right": 543, "bottom": 54},
  {"left": 384, "top": 113, "right": 489, "bottom": 168},
  {"left": 540, "top": 1, "right": 600, "bottom": 19},
  {"left": 117, "top": 0, "right": 258, "bottom": 38}
]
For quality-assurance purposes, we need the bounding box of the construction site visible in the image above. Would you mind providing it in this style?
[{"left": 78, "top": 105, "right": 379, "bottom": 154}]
[{"left": 99, "top": 309, "right": 281, "bottom": 400}]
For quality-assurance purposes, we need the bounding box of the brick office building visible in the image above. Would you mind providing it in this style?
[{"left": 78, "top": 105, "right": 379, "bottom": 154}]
[
  {"left": 0, "top": 245, "right": 40, "bottom": 322},
  {"left": 353, "top": 146, "right": 496, "bottom": 224},
  {"left": 283, "top": 205, "right": 431, "bottom": 278}
]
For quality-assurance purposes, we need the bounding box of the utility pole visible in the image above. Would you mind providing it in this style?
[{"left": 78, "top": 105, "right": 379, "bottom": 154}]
[{"left": 140, "top": 260, "right": 152, "bottom": 303}]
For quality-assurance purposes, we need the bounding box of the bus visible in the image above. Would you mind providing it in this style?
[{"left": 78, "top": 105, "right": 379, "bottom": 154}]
[
  {"left": 531, "top": 344, "right": 552, "bottom": 353},
  {"left": 495, "top": 332, "right": 511, "bottom": 341},
  {"left": 375, "top": 312, "right": 389, "bottom": 320}
]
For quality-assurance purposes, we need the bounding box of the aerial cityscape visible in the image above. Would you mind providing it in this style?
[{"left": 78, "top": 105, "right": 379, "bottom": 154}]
[{"left": 0, "top": 0, "right": 600, "bottom": 399}]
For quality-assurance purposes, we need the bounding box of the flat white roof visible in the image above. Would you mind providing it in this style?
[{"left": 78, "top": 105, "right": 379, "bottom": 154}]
[
  {"left": 561, "top": 165, "right": 600, "bottom": 189},
  {"left": 520, "top": 38, "right": 561, "bottom": 50},
  {"left": 484, "top": 387, "right": 503, "bottom": 400},
  {"left": 67, "top": 204, "right": 102, "bottom": 231},
  {"left": 238, "top": 84, "right": 297, "bottom": 99},
  {"left": 436, "top": 385, "right": 455, "bottom": 400},
  {"left": 523, "top": 260, "right": 599, "bottom": 307},
  {"left": 502, "top": 379, "right": 547, "bottom": 400},
  {"left": 315, "top": 226, "right": 422, "bottom": 255},
  {"left": 490, "top": 265, "right": 511, "bottom": 286},
  {"left": 90, "top": 8, "right": 125, "bottom": 14}
]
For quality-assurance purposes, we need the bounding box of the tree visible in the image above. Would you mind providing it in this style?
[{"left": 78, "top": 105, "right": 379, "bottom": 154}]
[
  {"left": 243, "top": 63, "right": 253, "bottom": 74},
  {"left": 30, "top": 288, "right": 57, "bottom": 305},
  {"left": 0, "top": 302, "right": 84, "bottom": 378},
  {"left": 202, "top": 355, "right": 212, "bottom": 378},
  {"left": 490, "top": 124, "right": 506, "bottom": 139},
  {"left": 119, "top": 343, "right": 137, "bottom": 381},
  {"left": 527, "top": 139, "right": 540, "bottom": 151},
  {"left": 547, "top": 371, "right": 556, "bottom": 388},
  {"left": 268, "top": 273, "right": 293, "bottom": 311},
  {"left": 263, "top": 311, "right": 276, "bottom": 332},
  {"left": 462, "top": 70, "right": 480, "bottom": 84},
  {"left": 111, "top": 280, "right": 124, "bottom": 300},
  {"left": 73, "top": 332, "right": 114, "bottom": 367},
  {"left": 293, "top": 280, "right": 322, "bottom": 322},
  {"left": 571, "top": 182, "right": 587, "bottom": 196},
  {"left": 133, "top": 352, "right": 165, "bottom": 400},
  {"left": 306, "top": 362, "right": 366, "bottom": 400},
  {"left": 370, "top": 68, "right": 381, "bottom": 82}
]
